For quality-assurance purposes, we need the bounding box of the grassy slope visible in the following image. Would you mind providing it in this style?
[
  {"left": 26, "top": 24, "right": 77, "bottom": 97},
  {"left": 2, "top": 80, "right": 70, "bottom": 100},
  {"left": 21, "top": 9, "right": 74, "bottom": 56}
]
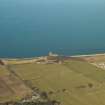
[
  {"left": 0, "top": 66, "right": 16, "bottom": 103},
  {"left": 0, "top": 65, "right": 31, "bottom": 103},
  {"left": 12, "top": 60, "right": 105, "bottom": 105},
  {"left": 0, "top": 66, "right": 9, "bottom": 76}
]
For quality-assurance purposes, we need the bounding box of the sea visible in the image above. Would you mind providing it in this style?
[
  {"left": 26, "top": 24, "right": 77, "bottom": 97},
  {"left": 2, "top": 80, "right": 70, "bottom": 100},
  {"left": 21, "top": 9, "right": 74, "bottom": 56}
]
[{"left": 0, "top": 0, "right": 105, "bottom": 58}]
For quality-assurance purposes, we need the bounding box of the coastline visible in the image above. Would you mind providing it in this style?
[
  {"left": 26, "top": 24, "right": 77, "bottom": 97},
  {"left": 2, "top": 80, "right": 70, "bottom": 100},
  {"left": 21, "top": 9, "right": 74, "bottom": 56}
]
[
  {"left": 71, "top": 53, "right": 105, "bottom": 57},
  {"left": 1, "top": 52, "right": 105, "bottom": 60}
]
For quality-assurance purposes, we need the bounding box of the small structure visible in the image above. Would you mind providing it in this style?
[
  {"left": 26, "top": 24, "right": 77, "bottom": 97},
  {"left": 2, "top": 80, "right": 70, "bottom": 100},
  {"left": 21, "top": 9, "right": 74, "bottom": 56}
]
[{"left": 48, "top": 52, "right": 58, "bottom": 57}]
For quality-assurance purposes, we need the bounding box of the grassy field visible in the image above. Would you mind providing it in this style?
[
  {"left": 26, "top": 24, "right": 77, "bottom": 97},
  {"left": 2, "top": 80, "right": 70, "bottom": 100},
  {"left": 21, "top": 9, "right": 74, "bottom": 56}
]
[
  {"left": 0, "top": 66, "right": 9, "bottom": 76},
  {"left": 11, "top": 59, "right": 105, "bottom": 105}
]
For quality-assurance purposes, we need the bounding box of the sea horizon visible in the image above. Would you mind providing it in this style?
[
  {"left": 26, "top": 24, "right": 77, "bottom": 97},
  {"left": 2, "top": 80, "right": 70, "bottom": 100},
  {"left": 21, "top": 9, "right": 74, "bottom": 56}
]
[
  {"left": 0, "top": 0, "right": 105, "bottom": 58},
  {"left": 1, "top": 51, "right": 105, "bottom": 59}
]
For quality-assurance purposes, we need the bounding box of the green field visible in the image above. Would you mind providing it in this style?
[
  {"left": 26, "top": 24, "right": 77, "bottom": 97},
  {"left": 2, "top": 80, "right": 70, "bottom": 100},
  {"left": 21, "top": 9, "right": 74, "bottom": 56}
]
[{"left": 12, "top": 60, "right": 105, "bottom": 105}]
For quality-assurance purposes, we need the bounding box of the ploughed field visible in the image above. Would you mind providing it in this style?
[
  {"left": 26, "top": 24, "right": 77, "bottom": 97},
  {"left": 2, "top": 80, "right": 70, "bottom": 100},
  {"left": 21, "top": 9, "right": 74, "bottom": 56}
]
[{"left": 11, "top": 60, "right": 105, "bottom": 105}]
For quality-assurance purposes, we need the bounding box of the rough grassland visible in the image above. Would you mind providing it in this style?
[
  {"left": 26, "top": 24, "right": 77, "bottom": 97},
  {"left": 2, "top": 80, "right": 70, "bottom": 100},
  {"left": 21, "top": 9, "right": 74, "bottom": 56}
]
[
  {"left": 0, "top": 66, "right": 32, "bottom": 103},
  {"left": 12, "top": 60, "right": 105, "bottom": 105},
  {"left": 0, "top": 66, "right": 9, "bottom": 76}
]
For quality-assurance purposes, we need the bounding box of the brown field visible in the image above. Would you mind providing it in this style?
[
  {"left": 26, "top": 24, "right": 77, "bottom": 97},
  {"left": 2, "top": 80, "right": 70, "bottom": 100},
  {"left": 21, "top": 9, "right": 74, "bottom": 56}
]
[
  {"left": 82, "top": 54, "right": 105, "bottom": 62},
  {"left": 0, "top": 66, "right": 32, "bottom": 103},
  {"left": 0, "top": 79, "right": 13, "bottom": 97}
]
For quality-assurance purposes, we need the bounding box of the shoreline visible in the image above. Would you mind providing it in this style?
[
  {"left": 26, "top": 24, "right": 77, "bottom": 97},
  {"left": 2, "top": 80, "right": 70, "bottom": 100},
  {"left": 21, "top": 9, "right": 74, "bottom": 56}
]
[
  {"left": 1, "top": 52, "right": 105, "bottom": 60},
  {"left": 71, "top": 53, "right": 105, "bottom": 57}
]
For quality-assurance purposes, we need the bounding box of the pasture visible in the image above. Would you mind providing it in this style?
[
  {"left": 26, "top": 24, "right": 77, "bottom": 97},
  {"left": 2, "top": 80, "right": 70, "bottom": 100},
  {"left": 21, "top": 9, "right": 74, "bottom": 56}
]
[{"left": 11, "top": 60, "right": 105, "bottom": 105}]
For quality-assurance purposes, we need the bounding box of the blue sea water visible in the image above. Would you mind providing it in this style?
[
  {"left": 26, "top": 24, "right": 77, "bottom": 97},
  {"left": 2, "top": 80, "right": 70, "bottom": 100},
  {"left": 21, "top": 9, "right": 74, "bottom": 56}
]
[{"left": 0, "top": 0, "right": 105, "bottom": 58}]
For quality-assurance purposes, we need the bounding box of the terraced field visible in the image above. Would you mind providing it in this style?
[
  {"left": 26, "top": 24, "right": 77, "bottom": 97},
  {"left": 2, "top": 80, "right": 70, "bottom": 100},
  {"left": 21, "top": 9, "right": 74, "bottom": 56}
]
[{"left": 11, "top": 60, "right": 105, "bottom": 105}]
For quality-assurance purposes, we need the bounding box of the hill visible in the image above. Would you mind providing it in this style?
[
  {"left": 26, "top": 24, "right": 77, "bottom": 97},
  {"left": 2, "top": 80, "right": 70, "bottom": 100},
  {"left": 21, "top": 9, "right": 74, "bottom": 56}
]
[{"left": 10, "top": 58, "right": 105, "bottom": 105}]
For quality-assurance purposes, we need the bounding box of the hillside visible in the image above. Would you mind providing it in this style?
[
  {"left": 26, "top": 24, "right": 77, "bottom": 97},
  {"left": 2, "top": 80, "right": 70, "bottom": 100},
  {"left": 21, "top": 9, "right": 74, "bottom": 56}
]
[
  {"left": 0, "top": 65, "right": 32, "bottom": 103},
  {"left": 9, "top": 58, "right": 105, "bottom": 105}
]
